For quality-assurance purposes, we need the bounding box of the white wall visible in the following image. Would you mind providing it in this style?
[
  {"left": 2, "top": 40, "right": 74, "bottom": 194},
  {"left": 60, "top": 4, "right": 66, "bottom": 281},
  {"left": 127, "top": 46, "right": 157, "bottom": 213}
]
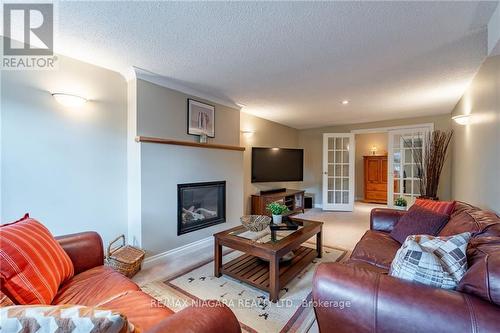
[
  {"left": 451, "top": 55, "right": 500, "bottom": 213},
  {"left": 1, "top": 55, "right": 128, "bottom": 246}
]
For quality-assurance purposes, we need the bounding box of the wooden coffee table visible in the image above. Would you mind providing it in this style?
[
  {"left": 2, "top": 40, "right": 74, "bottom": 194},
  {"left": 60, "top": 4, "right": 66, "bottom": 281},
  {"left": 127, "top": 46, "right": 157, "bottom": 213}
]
[{"left": 213, "top": 217, "right": 322, "bottom": 302}]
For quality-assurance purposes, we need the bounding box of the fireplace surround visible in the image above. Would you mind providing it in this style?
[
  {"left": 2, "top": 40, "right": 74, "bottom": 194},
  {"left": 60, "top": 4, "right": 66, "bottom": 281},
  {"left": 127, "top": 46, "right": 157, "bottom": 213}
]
[{"left": 177, "top": 181, "right": 226, "bottom": 235}]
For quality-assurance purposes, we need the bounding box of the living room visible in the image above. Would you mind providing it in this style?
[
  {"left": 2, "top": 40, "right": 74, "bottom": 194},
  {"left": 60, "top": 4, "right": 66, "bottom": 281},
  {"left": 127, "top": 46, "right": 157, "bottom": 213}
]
[{"left": 1, "top": 2, "right": 500, "bottom": 333}]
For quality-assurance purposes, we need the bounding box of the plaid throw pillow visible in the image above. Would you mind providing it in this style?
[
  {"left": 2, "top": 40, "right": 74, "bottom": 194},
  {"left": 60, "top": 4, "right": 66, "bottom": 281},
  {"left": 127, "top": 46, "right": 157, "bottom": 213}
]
[{"left": 389, "top": 232, "right": 471, "bottom": 289}]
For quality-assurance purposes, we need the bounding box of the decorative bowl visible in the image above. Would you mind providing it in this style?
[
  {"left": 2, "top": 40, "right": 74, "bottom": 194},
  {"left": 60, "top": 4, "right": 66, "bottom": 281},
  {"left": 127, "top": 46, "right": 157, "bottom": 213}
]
[{"left": 240, "top": 215, "right": 271, "bottom": 232}]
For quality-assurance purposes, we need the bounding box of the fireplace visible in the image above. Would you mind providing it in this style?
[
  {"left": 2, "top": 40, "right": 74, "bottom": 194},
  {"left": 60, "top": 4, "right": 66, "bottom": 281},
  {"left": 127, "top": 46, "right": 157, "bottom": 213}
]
[{"left": 177, "top": 181, "right": 226, "bottom": 235}]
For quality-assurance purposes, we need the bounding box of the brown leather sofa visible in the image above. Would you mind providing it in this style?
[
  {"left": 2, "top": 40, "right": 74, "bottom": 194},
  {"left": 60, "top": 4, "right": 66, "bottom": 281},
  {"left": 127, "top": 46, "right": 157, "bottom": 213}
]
[
  {"left": 312, "top": 201, "right": 500, "bottom": 333},
  {"left": 54, "top": 232, "right": 241, "bottom": 333}
]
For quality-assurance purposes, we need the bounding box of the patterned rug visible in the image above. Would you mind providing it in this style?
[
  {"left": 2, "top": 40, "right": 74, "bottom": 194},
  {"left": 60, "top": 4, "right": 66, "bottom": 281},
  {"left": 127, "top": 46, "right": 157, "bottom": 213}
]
[{"left": 141, "top": 244, "right": 347, "bottom": 333}]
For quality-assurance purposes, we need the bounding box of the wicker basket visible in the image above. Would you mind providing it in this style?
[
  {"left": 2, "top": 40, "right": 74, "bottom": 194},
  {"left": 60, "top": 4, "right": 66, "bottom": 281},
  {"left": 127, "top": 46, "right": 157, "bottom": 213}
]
[{"left": 105, "top": 235, "right": 145, "bottom": 278}]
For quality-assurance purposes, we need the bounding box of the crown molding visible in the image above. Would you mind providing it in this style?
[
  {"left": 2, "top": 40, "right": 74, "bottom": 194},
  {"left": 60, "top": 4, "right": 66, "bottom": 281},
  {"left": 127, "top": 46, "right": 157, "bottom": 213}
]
[{"left": 129, "top": 66, "right": 241, "bottom": 110}]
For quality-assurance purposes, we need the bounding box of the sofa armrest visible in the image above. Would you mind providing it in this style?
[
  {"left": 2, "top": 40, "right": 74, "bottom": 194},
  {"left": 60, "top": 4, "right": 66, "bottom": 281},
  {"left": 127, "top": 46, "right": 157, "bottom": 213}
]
[
  {"left": 313, "top": 263, "right": 500, "bottom": 333},
  {"left": 370, "top": 208, "right": 405, "bottom": 232},
  {"left": 146, "top": 301, "right": 241, "bottom": 333},
  {"left": 56, "top": 232, "right": 104, "bottom": 274}
]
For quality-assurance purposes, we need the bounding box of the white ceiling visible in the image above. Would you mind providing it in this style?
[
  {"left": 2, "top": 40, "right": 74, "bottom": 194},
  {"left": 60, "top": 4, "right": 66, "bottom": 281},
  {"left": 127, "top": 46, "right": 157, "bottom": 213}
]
[{"left": 51, "top": 1, "right": 499, "bottom": 129}]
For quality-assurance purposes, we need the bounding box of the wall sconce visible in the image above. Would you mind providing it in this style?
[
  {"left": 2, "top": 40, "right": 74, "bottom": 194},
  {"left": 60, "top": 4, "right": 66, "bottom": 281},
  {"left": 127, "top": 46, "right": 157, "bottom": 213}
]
[
  {"left": 241, "top": 130, "right": 255, "bottom": 137},
  {"left": 370, "top": 146, "right": 378, "bottom": 155},
  {"left": 452, "top": 114, "right": 471, "bottom": 125},
  {"left": 52, "top": 93, "right": 88, "bottom": 107}
]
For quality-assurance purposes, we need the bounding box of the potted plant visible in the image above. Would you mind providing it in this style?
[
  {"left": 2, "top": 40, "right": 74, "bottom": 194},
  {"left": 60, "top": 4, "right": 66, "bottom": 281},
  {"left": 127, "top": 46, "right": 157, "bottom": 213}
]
[
  {"left": 394, "top": 197, "right": 408, "bottom": 211},
  {"left": 266, "top": 202, "right": 289, "bottom": 224}
]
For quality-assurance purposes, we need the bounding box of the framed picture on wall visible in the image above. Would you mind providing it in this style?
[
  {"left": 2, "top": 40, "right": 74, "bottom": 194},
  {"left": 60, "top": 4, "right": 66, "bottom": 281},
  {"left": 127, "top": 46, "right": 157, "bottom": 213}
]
[{"left": 187, "top": 99, "right": 215, "bottom": 138}]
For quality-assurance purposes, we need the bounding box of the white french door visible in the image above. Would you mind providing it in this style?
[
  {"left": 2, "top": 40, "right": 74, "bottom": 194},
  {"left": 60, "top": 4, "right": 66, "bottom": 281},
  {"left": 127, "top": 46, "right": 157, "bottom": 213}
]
[
  {"left": 387, "top": 127, "right": 432, "bottom": 208},
  {"left": 322, "top": 133, "right": 355, "bottom": 211}
]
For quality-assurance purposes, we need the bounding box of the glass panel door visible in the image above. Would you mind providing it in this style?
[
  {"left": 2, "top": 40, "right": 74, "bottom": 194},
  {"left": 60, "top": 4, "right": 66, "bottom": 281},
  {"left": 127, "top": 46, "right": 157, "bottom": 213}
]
[
  {"left": 323, "top": 133, "right": 355, "bottom": 211},
  {"left": 388, "top": 127, "right": 430, "bottom": 208}
]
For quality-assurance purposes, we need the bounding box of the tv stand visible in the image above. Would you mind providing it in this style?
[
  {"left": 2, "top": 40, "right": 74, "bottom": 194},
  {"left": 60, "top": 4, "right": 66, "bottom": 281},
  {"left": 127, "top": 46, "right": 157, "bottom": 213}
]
[
  {"left": 251, "top": 189, "right": 305, "bottom": 216},
  {"left": 259, "top": 188, "right": 286, "bottom": 195}
]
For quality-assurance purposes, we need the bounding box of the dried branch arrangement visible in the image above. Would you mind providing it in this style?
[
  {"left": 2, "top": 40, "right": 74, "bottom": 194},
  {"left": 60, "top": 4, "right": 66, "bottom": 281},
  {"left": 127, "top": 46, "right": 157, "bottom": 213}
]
[{"left": 409, "top": 130, "right": 453, "bottom": 199}]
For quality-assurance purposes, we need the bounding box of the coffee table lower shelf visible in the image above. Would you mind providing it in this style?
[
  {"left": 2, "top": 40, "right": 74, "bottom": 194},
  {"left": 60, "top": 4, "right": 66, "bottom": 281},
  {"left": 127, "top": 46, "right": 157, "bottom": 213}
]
[{"left": 221, "top": 246, "right": 317, "bottom": 295}]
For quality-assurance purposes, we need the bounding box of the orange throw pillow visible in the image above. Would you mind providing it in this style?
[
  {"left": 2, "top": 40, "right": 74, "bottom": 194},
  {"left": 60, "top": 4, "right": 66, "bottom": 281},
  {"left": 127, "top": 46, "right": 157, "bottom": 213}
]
[
  {"left": 414, "top": 198, "right": 456, "bottom": 215},
  {"left": 0, "top": 214, "right": 74, "bottom": 304}
]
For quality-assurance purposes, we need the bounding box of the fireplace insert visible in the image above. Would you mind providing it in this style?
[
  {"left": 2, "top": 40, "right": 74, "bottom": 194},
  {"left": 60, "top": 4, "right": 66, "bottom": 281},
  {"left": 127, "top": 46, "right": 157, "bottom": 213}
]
[{"left": 177, "top": 181, "right": 226, "bottom": 235}]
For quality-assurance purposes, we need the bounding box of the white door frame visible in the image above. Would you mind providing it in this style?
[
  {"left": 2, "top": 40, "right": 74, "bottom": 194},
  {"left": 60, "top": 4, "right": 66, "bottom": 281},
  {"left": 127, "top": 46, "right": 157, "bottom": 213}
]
[
  {"left": 322, "top": 133, "right": 355, "bottom": 211},
  {"left": 387, "top": 125, "right": 434, "bottom": 208},
  {"left": 347, "top": 123, "right": 434, "bottom": 206}
]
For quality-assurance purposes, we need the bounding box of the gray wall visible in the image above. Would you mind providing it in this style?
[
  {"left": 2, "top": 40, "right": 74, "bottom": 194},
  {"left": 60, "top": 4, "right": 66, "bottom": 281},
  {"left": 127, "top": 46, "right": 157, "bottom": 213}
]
[
  {"left": 451, "top": 55, "right": 500, "bottom": 213},
  {"left": 240, "top": 112, "right": 300, "bottom": 213},
  {"left": 135, "top": 79, "right": 243, "bottom": 255},
  {"left": 298, "top": 114, "right": 452, "bottom": 205},
  {"left": 1, "top": 55, "right": 128, "bottom": 246}
]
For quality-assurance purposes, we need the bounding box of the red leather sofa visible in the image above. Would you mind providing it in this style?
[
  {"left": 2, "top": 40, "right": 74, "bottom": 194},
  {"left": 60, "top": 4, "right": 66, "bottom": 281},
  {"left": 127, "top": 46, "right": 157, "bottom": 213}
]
[
  {"left": 54, "top": 232, "right": 241, "bottom": 333},
  {"left": 312, "top": 201, "right": 500, "bottom": 333}
]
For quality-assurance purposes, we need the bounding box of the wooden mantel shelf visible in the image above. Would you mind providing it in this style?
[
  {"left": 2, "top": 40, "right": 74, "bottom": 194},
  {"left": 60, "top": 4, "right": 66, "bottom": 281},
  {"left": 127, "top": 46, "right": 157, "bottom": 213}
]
[{"left": 135, "top": 136, "right": 245, "bottom": 151}]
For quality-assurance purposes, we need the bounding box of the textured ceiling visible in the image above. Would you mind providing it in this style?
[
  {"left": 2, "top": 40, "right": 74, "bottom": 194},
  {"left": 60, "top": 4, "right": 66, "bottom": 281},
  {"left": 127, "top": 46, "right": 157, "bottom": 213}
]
[{"left": 51, "top": 1, "right": 498, "bottom": 128}]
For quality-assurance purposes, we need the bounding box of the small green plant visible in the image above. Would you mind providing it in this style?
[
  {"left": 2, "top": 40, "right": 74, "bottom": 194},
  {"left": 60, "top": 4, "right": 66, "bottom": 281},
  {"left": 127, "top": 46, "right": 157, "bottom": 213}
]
[
  {"left": 266, "top": 202, "right": 289, "bottom": 215},
  {"left": 394, "top": 197, "right": 408, "bottom": 207}
]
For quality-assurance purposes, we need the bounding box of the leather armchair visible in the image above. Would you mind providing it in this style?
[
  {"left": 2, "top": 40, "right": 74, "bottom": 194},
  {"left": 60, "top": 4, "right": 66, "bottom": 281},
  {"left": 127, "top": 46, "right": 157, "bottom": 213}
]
[
  {"left": 56, "top": 232, "right": 104, "bottom": 274},
  {"left": 55, "top": 231, "right": 241, "bottom": 333},
  {"left": 148, "top": 300, "right": 241, "bottom": 333},
  {"left": 313, "top": 262, "right": 500, "bottom": 333}
]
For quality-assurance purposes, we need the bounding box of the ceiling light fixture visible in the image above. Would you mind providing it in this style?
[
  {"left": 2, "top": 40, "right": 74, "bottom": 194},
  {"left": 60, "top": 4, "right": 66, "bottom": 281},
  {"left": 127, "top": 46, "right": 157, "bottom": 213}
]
[
  {"left": 452, "top": 114, "right": 471, "bottom": 125},
  {"left": 341, "top": 100, "right": 349, "bottom": 105},
  {"left": 52, "top": 93, "right": 88, "bottom": 107}
]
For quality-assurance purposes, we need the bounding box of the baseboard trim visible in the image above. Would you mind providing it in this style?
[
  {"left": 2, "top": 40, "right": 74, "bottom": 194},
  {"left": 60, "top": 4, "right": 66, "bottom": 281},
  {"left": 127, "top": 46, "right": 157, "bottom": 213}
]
[
  {"left": 314, "top": 204, "right": 323, "bottom": 209},
  {"left": 142, "top": 236, "right": 212, "bottom": 269}
]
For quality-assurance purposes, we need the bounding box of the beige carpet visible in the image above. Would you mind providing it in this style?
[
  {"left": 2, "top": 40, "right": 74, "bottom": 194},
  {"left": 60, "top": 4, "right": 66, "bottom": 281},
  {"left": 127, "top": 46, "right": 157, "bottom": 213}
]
[{"left": 141, "top": 244, "right": 346, "bottom": 333}]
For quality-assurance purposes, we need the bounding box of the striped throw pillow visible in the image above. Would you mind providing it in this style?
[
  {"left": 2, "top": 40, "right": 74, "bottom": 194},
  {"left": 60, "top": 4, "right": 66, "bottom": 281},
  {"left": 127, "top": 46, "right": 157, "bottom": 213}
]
[
  {"left": 415, "top": 198, "right": 456, "bottom": 215},
  {"left": 0, "top": 214, "right": 74, "bottom": 305}
]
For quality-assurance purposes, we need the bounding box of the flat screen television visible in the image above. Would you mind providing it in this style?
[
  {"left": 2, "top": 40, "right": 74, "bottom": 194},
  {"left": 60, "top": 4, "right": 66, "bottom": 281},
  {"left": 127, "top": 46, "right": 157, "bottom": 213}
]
[{"left": 251, "top": 147, "right": 304, "bottom": 183}]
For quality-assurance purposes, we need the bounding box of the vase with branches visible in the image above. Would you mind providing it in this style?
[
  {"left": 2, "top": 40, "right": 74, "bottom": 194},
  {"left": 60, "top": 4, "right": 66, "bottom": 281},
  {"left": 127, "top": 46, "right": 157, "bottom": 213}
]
[{"left": 405, "top": 130, "right": 453, "bottom": 200}]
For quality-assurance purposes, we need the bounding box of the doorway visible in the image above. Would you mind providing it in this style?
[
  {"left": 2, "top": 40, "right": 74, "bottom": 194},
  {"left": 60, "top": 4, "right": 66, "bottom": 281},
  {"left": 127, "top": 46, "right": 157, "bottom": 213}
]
[{"left": 322, "top": 124, "right": 433, "bottom": 211}]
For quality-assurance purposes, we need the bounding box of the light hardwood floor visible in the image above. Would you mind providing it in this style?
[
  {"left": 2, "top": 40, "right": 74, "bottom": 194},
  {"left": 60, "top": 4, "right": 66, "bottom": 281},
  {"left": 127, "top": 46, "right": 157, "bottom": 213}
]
[{"left": 133, "top": 201, "right": 384, "bottom": 332}]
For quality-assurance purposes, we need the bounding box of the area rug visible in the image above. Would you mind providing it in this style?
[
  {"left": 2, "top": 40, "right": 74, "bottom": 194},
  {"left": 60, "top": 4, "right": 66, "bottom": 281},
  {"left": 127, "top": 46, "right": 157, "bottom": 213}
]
[{"left": 141, "top": 244, "right": 347, "bottom": 333}]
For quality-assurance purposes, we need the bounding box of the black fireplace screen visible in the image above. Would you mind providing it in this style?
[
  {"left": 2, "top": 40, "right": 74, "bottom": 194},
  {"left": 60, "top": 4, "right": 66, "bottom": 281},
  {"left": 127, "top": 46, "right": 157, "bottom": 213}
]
[{"left": 177, "top": 181, "right": 226, "bottom": 235}]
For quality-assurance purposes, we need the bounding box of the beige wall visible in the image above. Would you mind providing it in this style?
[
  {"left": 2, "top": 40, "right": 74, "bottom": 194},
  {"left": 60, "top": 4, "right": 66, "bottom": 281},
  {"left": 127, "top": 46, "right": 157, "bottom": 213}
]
[
  {"left": 240, "top": 112, "right": 300, "bottom": 213},
  {"left": 354, "top": 133, "right": 388, "bottom": 200},
  {"left": 298, "top": 114, "right": 452, "bottom": 206},
  {"left": 451, "top": 55, "right": 500, "bottom": 213},
  {"left": 1, "top": 55, "right": 128, "bottom": 247},
  {"left": 134, "top": 79, "right": 244, "bottom": 255}
]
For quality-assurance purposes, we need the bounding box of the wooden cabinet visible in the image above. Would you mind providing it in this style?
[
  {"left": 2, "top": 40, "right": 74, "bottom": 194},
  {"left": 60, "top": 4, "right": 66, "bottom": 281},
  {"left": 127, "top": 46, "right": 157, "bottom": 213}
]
[
  {"left": 363, "top": 156, "right": 387, "bottom": 204},
  {"left": 251, "top": 189, "right": 305, "bottom": 216}
]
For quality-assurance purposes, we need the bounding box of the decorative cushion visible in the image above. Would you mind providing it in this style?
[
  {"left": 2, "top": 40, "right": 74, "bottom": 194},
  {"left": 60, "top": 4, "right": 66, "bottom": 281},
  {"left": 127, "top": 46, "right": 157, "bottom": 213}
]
[
  {"left": 0, "top": 214, "right": 74, "bottom": 305},
  {"left": 390, "top": 204, "right": 450, "bottom": 244},
  {"left": 0, "top": 304, "right": 134, "bottom": 333},
  {"left": 414, "top": 198, "right": 456, "bottom": 215},
  {"left": 389, "top": 232, "right": 471, "bottom": 290}
]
